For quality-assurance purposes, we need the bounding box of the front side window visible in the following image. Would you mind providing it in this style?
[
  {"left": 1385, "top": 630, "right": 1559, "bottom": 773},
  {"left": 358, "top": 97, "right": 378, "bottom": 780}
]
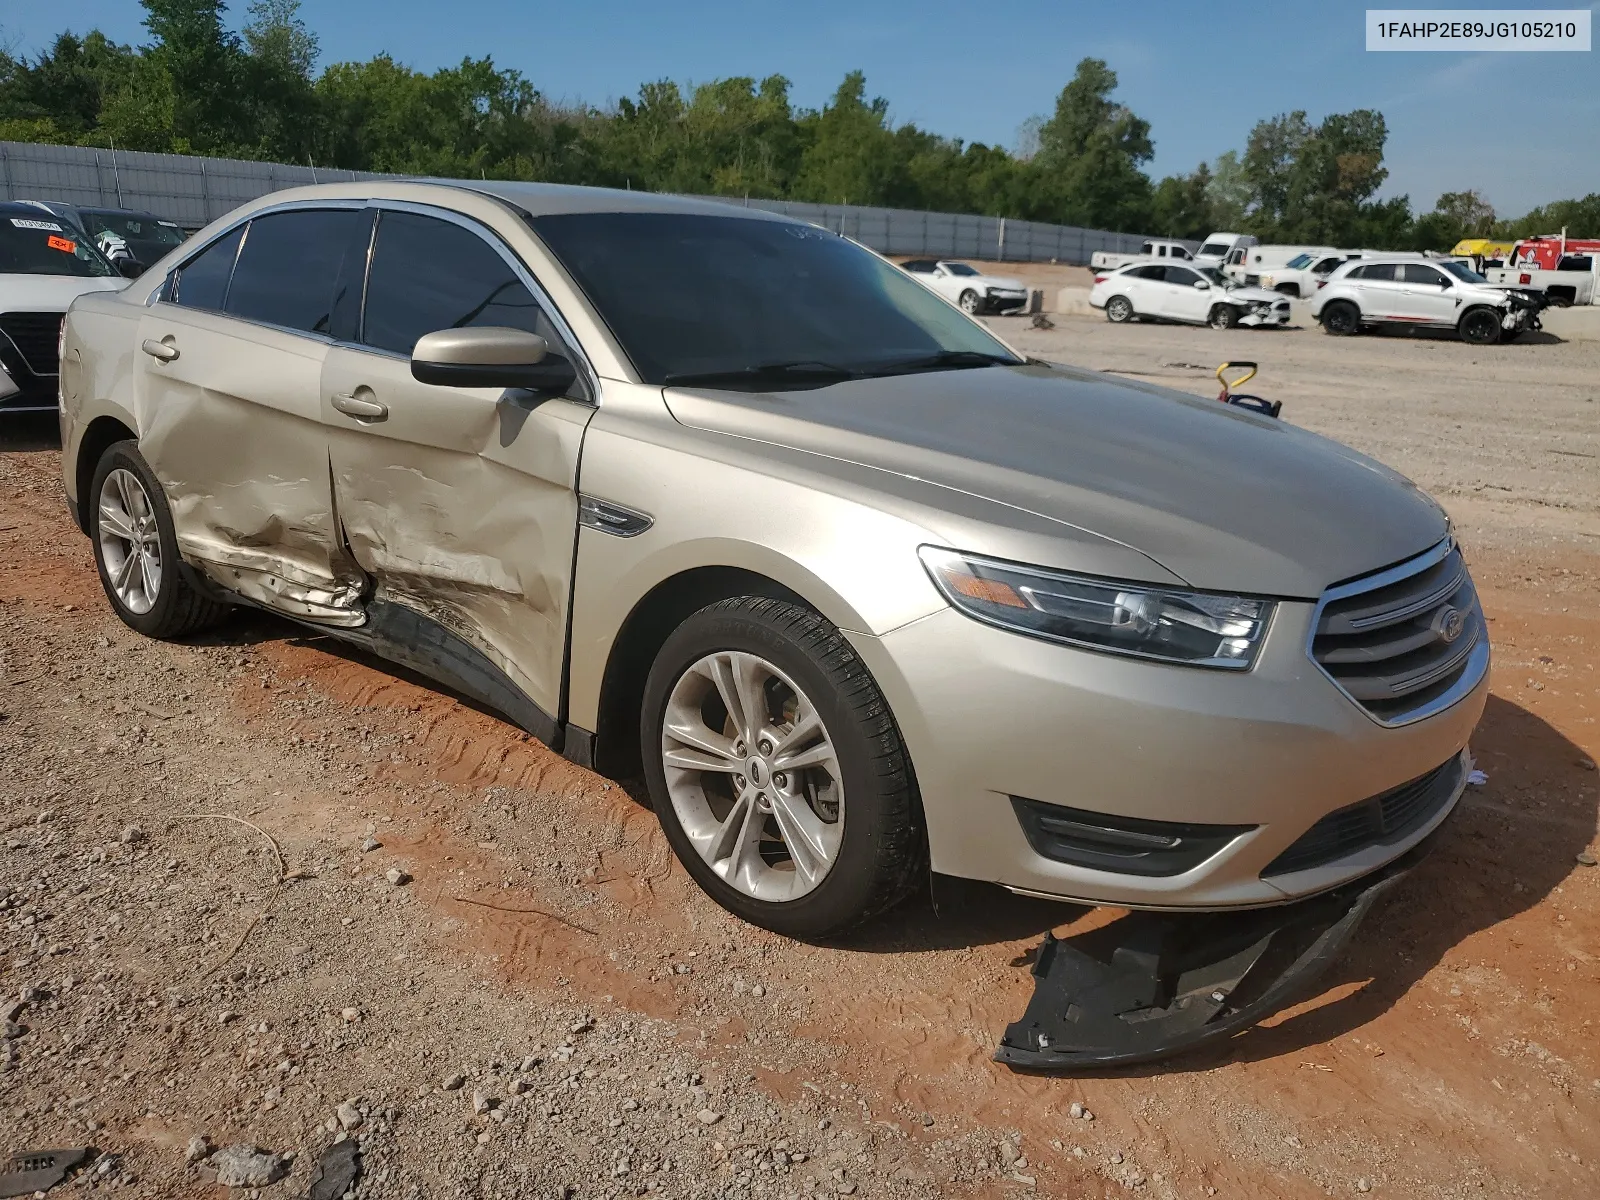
[
  {"left": 361, "top": 210, "right": 559, "bottom": 357},
  {"left": 0, "top": 215, "right": 118, "bottom": 278},
  {"left": 1402, "top": 264, "right": 1448, "bottom": 287},
  {"left": 529, "top": 212, "right": 1017, "bottom": 385},
  {"left": 226, "top": 209, "right": 360, "bottom": 334},
  {"left": 1440, "top": 260, "right": 1488, "bottom": 283},
  {"left": 171, "top": 227, "right": 244, "bottom": 310},
  {"left": 1165, "top": 266, "right": 1201, "bottom": 286}
]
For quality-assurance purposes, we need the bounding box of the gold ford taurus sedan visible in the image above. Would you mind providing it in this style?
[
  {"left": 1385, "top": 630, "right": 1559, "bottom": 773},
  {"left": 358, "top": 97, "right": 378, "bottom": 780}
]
[{"left": 57, "top": 181, "right": 1489, "bottom": 938}]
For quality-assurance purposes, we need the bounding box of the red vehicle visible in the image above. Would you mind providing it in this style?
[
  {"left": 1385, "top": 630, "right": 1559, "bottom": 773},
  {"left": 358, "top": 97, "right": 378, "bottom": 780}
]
[{"left": 1510, "top": 235, "right": 1600, "bottom": 272}]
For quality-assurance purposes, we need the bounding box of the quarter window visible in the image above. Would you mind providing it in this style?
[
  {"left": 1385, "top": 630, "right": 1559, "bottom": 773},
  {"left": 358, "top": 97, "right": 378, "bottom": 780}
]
[
  {"left": 225, "top": 209, "right": 359, "bottom": 334},
  {"left": 171, "top": 227, "right": 243, "bottom": 311},
  {"left": 362, "top": 210, "right": 555, "bottom": 357}
]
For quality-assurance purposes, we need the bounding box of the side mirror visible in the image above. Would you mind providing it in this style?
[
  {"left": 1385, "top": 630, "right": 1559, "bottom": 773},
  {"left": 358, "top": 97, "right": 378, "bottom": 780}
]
[
  {"left": 1193, "top": 279, "right": 1211, "bottom": 290},
  {"left": 411, "top": 327, "right": 577, "bottom": 393},
  {"left": 117, "top": 258, "right": 145, "bottom": 279}
]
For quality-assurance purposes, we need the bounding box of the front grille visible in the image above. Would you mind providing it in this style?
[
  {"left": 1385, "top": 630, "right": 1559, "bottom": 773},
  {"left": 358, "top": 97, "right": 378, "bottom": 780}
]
[
  {"left": 1263, "top": 754, "right": 1464, "bottom": 876},
  {"left": 1310, "top": 540, "right": 1486, "bottom": 724},
  {"left": 0, "top": 311, "right": 64, "bottom": 376}
]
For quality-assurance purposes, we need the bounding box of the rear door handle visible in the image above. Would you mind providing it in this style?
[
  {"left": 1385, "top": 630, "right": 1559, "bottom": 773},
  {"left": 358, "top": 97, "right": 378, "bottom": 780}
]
[
  {"left": 141, "top": 338, "right": 179, "bottom": 362},
  {"left": 331, "top": 391, "right": 389, "bottom": 422}
]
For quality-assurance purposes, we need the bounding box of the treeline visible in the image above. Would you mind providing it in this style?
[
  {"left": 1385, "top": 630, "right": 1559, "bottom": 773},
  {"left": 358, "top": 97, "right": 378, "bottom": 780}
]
[{"left": 2, "top": 1, "right": 1595, "bottom": 248}]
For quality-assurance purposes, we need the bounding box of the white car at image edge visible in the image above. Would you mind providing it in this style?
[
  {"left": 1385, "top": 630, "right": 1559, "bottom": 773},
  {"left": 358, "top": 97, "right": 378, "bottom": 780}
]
[
  {"left": 1311, "top": 257, "right": 1544, "bottom": 345},
  {"left": 1090, "top": 261, "right": 1292, "bottom": 329},
  {"left": 899, "top": 259, "right": 1029, "bottom": 315}
]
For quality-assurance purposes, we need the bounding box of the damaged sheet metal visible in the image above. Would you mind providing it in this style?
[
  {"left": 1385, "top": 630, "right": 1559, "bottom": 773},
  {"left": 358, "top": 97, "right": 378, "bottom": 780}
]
[
  {"left": 0, "top": 1147, "right": 91, "bottom": 1197},
  {"left": 995, "top": 844, "right": 1430, "bottom": 1072}
]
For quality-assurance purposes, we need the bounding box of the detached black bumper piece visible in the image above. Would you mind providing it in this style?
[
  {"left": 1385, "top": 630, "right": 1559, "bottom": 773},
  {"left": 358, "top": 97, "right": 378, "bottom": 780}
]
[{"left": 994, "top": 837, "right": 1437, "bottom": 1073}]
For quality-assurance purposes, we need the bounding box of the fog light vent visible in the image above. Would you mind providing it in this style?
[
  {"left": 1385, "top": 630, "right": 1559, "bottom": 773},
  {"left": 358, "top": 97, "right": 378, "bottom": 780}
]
[{"left": 1011, "top": 798, "right": 1255, "bottom": 877}]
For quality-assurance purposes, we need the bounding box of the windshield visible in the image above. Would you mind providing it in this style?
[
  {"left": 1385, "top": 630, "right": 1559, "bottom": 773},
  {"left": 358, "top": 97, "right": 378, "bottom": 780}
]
[
  {"left": 941, "top": 262, "right": 979, "bottom": 276},
  {"left": 529, "top": 212, "right": 1019, "bottom": 385},
  {"left": 1440, "top": 260, "right": 1488, "bottom": 284},
  {"left": 1198, "top": 243, "right": 1229, "bottom": 258},
  {"left": 0, "top": 215, "right": 118, "bottom": 277},
  {"left": 1285, "top": 253, "right": 1315, "bottom": 269},
  {"left": 81, "top": 212, "right": 187, "bottom": 260}
]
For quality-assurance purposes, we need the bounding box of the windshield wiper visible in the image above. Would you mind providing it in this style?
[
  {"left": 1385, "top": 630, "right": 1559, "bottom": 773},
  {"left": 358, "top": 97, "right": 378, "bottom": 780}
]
[
  {"left": 865, "top": 349, "right": 1020, "bottom": 376},
  {"left": 660, "top": 360, "right": 860, "bottom": 390}
]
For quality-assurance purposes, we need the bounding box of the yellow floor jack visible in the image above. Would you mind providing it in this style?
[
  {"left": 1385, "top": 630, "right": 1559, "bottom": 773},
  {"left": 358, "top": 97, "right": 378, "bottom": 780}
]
[{"left": 1214, "top": 362, "right": 1282, "bottom": 418}]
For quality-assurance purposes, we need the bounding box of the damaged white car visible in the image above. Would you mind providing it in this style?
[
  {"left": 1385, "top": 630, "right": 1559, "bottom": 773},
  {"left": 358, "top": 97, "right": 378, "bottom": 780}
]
[
  {"left": 899, "top": 259, "right": 1029, "bottom": 315},
  {"left": 1089, "top": 262, "right": 1291, "bottom": 329}
]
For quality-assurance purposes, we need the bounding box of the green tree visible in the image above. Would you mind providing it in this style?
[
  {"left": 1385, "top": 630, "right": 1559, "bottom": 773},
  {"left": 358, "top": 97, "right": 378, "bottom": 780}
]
[
  {"left": 1205, "top": 150, "right": 1250, "bottom": 230},
  {"left": 1151, "top": 163, "right": 1214, "bottom": 239},
  {"left": 1032, "top": 58, "right": 1154, "bottom": 231},
  {"left": 792, "top": 71, "right": 900, "bottom": 206}
]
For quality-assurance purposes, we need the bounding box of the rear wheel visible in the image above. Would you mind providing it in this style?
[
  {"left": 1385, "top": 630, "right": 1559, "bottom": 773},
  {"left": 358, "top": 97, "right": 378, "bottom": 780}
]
[
  {"left": 1458, "top": 307, "right": 1504, "bottom": 345},
  {"left": 89, "top": 441, "right": 229, "bottom": 639},
  {"left": 1208, "top": 304, "right": 1238, "bottom": 330},
  {"left": 1321, "top": 301, "right": 1360, "bottom": 336},
  {"left": 958, "top": 289, "right": 982, "bottom": 315},
  {"left": 641, "top": 596, "right": 923, "bottom": 939},
  {"left": 1105, "top": 295, "right": 1134, "bottom": 323}
]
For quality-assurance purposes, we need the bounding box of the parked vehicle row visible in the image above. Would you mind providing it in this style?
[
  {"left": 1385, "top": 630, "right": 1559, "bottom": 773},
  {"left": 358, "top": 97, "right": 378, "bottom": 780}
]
[{"left": 53, "top": 179, "right": 1486, "bottom": 943}]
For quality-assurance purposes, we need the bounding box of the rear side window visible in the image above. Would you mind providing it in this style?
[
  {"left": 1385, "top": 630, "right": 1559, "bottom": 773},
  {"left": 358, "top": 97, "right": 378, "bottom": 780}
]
[
  {"left": 361, "top": 210, "right": 554, "bottom": 357},
  {"left": 1130, "top": 264, "right": 1166, "bottom": 280},
  {"left": 171, "top": 227, "right": 244, "bottom": 310},
  {"left": 225, "top": 209, "right": 359, "bottom": 335},
  {"left": 1356, "top": 263, "right": 1397, "bottom": 282}
]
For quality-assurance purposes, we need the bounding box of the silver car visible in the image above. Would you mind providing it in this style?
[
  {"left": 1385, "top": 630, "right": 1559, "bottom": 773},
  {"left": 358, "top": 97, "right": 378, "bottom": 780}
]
[{"left": 58, "top": 182, "right": 1489, "bottom": 938}]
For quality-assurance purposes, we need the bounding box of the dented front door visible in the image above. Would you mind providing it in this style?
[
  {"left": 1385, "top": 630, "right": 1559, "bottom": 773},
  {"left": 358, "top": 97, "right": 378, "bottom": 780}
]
[
  {"left": 135, "top": 207, "right": 368, "bottom": 624},
  {"left": 320, "top": 206, "right": 595, "bottom": 730}
]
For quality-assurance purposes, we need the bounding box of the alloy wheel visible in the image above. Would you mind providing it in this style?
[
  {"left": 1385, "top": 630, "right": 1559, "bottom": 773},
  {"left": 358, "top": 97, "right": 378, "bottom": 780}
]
[
  {"left": 97, "top": 467, "right": 163, "bottom": 615},
  {"left": 660, "top": 651, "right": 845, "bottom": 902},
  {"left": 1106, "top": 296, "right": 1132, "bottom": 323},
  {"left": 959, "top": 290, "right": 981, "bottom": 315}
]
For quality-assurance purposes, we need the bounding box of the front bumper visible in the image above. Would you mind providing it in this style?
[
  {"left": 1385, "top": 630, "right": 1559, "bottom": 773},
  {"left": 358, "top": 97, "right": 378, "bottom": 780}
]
[
  {"left": 1238, "top": 302, "right": 1292, "bottom": 327},
  {"left": 846, "top": 600, "right": 1487, "bottom": 910},
  {"left": 986, "top": 290, "right": 1029, "bottom": 314}
]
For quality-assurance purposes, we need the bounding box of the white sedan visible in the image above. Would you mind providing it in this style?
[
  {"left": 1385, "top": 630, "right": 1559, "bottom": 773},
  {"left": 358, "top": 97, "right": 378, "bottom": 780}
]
[
  {"left": 1090, "top": 261, "right": 1291, "bottom": 329},
  {"left": 899, "top": 259, "right": 1029, "bottom": 315}
]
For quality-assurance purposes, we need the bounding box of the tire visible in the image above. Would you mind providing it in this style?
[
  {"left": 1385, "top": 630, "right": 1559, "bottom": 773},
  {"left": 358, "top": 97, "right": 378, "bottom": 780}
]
[
  {"left": 1208, "top": 304, "right": 1238, "bottom": 330},
  {"left": 1104, "top": 295, "right": 1134, "bottom": 323},
  {"left": 641, "top": 596, "right": 924, "bottom": 939},
  {"left": 89, "top": 440, "right": 229, "bottom": 639},
  {"left": 1321, "top": 300, "right": 1360, "bottom": 336},
  {"left": 1458, "top": 307, "right": 1504, "bottom": 346},
  {"left": 958, "top": 289, "right": 982, "bottom": 315}
]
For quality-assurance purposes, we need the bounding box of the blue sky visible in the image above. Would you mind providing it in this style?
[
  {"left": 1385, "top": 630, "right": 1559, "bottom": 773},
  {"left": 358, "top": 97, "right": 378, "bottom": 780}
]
[{"left": 5, "top": 1, "right": 1598, "bottom": 216}]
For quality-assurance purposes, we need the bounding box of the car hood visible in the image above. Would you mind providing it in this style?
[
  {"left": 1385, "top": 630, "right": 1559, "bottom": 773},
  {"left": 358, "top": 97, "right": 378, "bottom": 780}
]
[
  {"left": 1223, "top": 284, "right": 1285, "bottom": 303},
  {"left": 663, "top": 363, "right": 1447, "bottom": 598},
  {"left": 0, "top": 274, "right": 125, "bottom": 309}
]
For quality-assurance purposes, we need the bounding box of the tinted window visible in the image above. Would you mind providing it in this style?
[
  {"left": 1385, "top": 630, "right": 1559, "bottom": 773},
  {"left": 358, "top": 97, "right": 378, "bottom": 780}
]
[
  {"left": 1314, "top": 257, "right": 1343, "bottom": 273},
  {"left": 172, "top": 227, "right": 244, "bottom": 310},
  {"left": 0, "top": 214, "right": 118, "bottom": 278},
  {"left": 1139, "top": 242, "right": 1153, "bottom": 254},
  {"left": 1165, "top": 266, "right": 1201, "bottom": 286},
  {"left": 1402, "top": 264, "right": 1448, "bottom": 286},
  {"left": 943, "top": 262, "right": 978, "bottom": 276},
  {"left": 226, "top": 209, "right": 358, "bottom": 334},
  {"left": 530, "top": 211, "right": 1016, "bottom": 384},
  {"left": 900, "top": 260, "right": 937, "bottom": 273},
  {"left": 1130, "top": 264, "right": 1167, "bottom": 280},
  {"left": 1170, "top": 246, "right": 1191, "bottom": 260},
  {"left": 1356, "top": 263, "right": 1397, "bottom": 282},
  {"left": 362, "top": 210, "right": 558, "bottom": 359},
  {"left": 1198, "top": 243, "right": 1229, "bottom": 258}
]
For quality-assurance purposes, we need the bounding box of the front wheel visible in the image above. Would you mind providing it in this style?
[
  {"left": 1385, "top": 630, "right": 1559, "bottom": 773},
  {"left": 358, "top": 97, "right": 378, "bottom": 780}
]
[
  {"left": 1321, "top": 301, "right": 1360, "bottom": 336},
  {"left": 958, "top": 289, "right": 982, "bottom": 315},
  {"left": 1458, "top": 307, "right": 1504, "bottom": 345},
  {"left": 1208, "top": 304, "right": 1238, "bottom": 330},
  {"left": 1104, "top": 295, "right": 1134, "bottom": 323},
  {"left": 89, "top": 441, "right": 229, "bottom": 639},
  {"left": 641, "top": 596, "right": 924, "bottom": 939}
]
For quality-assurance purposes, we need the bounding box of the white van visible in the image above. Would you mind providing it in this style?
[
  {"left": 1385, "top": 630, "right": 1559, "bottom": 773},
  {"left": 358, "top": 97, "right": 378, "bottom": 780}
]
[{"left": 1193, "top": 232, "right": 1257, "bottom": 268}]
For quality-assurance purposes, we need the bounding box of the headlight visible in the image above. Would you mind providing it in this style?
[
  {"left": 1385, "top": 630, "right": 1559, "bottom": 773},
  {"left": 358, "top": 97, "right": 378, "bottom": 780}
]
[{"left": 919, "top": 547, "right": 1273, "bottom": 670}]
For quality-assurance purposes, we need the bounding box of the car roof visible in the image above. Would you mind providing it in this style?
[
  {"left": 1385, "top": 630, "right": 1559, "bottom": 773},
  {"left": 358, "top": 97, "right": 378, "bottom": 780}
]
[{"left": 452, "top": 179, "right": 794, "bottom": 222}]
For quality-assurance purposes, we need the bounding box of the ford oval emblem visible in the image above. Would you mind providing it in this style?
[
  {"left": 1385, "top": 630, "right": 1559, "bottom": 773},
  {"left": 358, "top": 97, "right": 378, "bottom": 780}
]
[{"left": 1434, "top": 606, "right": 1466, "bottom": 644}]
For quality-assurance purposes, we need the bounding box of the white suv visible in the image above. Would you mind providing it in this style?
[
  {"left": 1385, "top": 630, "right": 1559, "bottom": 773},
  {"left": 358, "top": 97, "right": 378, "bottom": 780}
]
[{"left": 1312, "top": 257, "right": 1543, "bottom": 345}]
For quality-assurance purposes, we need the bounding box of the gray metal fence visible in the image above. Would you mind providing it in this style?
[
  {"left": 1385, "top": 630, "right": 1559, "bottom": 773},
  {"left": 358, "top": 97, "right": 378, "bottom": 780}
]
[{"left": 0, "top": 140, "right": 1154, "bottom": 264}]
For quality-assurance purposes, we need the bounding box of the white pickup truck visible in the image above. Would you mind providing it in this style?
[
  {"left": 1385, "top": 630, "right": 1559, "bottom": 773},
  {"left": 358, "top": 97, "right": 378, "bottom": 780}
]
[
  {"left": 1486, "top": 254, "right": 1599, "bottom": 306},
  {"left": 1090, "top": 240, "right": 1195, "bottom": 271}
]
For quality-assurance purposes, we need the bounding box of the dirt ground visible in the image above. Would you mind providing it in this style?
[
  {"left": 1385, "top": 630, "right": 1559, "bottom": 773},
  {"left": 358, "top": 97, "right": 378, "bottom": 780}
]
[{"left": 2, "top": 315, "right": 1597, "bottom": 1200}]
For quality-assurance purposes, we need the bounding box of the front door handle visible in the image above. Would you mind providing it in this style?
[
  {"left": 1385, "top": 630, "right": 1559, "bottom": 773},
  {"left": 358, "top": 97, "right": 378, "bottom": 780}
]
[
  {"left": 141, "top": 338, "right": 179, "bottom": 362},
  {"left": 332, "top": 391, "right": 388, "bottom": 422}
]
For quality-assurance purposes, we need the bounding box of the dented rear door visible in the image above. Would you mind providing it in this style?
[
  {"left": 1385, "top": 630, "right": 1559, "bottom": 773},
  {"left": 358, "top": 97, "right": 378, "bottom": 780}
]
[
  {"left": 136, "top": 206, "right": 368, "bottom": 624},
  {"left": 321, "top": 205, "right": 595, "bottom": 730}
]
